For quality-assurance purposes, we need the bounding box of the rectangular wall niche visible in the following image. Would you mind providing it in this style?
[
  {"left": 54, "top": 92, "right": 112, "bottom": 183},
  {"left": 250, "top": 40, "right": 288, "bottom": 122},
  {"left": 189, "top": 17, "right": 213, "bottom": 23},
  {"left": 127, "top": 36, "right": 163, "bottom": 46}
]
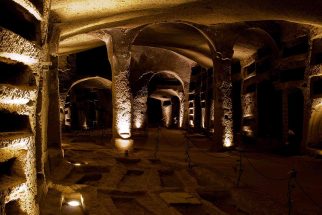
[
  {"left": 282, "top": 35, "right": 309, "bottom": 58},
  {"left": 279, "top": 67, "right": 305, "bottom": 82},
  {"left": 0, "top": 111, "right": 30, "bottom": 132},
  {"left": 311, "top": 38, "right": 322, "bottom": 65},
  {"left": 0, "top": 158, "right": 16, "bottom": 177},
  {"left": 310, "top": 76, "right": 322, "bottom": 97}
]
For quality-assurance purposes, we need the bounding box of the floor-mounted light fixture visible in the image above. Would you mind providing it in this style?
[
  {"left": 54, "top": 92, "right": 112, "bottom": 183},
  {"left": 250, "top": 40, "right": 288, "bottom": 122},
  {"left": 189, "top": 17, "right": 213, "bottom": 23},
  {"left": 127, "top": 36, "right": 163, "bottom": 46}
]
[{"left": 61, "top": 192, "right": 87, "bottom": 215}]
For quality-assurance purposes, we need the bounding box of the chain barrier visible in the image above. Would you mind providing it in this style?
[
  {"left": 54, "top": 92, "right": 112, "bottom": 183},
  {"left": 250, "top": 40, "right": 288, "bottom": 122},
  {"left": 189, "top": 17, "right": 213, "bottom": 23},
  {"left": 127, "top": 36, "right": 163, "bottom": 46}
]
[
  {"left": 287, "top": 169, "right": 297, "bottom": 215},
  {"left": 240, "top": 153, "right": 321, "bottom": 214},
  {"left": 184, "top": 132, "right": 193, "bottom": 169},
  {"left": 154, "top": 129, "right": 321, "bottom": 213},
  {"left": 235, "top": 150, "right": 243, "bottom": 187},
  {"left": 153, "top": 125, "right": 160, "bottom": 160},
  {"left": 295, "top": 179, "right": 322, "bottom": 211},
  {"left": 244, "top": 154, "right": 289, "bottom": 181}
]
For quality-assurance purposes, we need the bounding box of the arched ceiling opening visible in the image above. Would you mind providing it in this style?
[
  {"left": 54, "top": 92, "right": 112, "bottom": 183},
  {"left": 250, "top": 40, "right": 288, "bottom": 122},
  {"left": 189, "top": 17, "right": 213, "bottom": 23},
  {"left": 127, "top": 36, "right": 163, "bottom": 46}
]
[
  {"left": 132, "top": 23, "right": 213, "bottom": 68},
  {"left": 148, "top": 71, "right": 184, "bottom": 101},
  {"left": 67, "top": 76, "right": 112, "bottom": 97},
  {"left": 232, "top": 28, "right": 279, "bottom": 62}
]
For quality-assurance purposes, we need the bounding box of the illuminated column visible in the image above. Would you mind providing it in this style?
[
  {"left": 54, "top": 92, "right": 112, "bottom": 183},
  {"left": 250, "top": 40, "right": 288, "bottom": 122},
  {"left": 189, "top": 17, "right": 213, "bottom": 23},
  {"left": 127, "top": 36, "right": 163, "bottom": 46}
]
[
  {"left": 212, "top": 57, "right": 233, "bottom": 149},
  {"left": 182, "top": 82, "right": 190, "bottom": 128},
  {"left": 109, "top": 30, "right": 132, "bottom": 140},
  {"left": 90, "top": 29, "right": 137, "bottom": 151},
  {"left": 132, "top": 86, "right": 148, "bottom": 129},
  {"left": 178, "top": 92, "right": 185, "bottom": 128}
]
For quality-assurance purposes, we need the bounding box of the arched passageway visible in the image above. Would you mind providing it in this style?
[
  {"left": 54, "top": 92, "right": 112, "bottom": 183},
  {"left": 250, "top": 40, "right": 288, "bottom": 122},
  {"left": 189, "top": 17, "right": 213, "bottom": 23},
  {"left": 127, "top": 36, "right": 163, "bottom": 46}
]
[
  {"left": 146, "top": 72, "right": 184, "bottom": 129},
  {"left": 232, "top": 27, "right": 281, "bottom": 150},
  {"left": 63, "top": 77, "right": 112, "bottom": 133}
]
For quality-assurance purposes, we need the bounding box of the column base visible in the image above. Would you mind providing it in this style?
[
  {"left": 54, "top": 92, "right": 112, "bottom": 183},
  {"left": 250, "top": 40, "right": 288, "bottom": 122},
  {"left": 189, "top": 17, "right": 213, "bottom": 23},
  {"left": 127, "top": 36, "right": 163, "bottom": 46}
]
[{"left": 113, "top": 138, "right": 134, "bottom": 154}]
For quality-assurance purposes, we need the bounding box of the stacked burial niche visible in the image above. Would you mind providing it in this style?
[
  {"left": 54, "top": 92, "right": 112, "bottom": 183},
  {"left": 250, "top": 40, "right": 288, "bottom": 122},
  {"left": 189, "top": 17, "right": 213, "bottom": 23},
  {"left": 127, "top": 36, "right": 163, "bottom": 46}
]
[
  {"left": 188, "top": 66, "right": 214, "bottom": 132},
  {"left": 234, "top": 27, "right": 283, "bottom": 150},
  {"left": 0, "top": 0, "right": 49, "bottom": 213}
]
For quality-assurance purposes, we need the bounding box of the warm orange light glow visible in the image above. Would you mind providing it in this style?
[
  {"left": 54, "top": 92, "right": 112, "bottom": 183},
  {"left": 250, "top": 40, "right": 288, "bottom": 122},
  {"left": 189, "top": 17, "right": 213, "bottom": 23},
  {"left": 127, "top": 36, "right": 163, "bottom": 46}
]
[
  {"left": 62, "top": 193, "right": 84, "bottom": 207},
  {"left": 0, "top": 98, "right": 30, "bottom": 105},
  {"left": 224, "top": 136, "right": 232, "bottom": 147},
  {"left": 189, "top": 120, "right": 194, "bottom": 127},
  {"left": 0, "top": 52, "right": 38, "bottom": 65},
  {"left": 115, "top": 138, "right": 133, "bottom": 152},
  {"left": 242, "top": 126, "right": 253, "bottom": 137},
  {"left": 4, "top": 137, "right": 30, "bottom": 150},
  {"left": 68, "top": 200, "right": 81, "bottom": 207},
  {"left": 179, "top": 100, "right": 184, "bottom": 128},
  {"left": 162, "top": 102, "right": 172, "bottom": 127},
  {"left": 134, "top": 120, "right": 142, "bottom": 129},
  {"left": 6, "top": 183, "right": 28, "bottom": 203},
  {"left": 117, "top": 122, "right": 131, "bottom": 138}
]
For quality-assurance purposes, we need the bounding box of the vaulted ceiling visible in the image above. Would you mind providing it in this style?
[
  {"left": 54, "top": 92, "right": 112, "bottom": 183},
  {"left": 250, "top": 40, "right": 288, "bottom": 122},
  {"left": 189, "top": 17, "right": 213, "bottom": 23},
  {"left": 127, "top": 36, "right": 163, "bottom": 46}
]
[{"left": 51, "top": 0, "right": 322, "bottom": 70}]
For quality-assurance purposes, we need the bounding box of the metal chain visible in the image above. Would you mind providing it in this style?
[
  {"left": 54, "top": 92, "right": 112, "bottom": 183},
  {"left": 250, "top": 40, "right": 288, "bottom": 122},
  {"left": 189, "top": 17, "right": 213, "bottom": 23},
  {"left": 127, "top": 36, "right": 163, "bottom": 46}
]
[
  {"left": 287, "top": 169, "right": 297, "bottom": 215},
  {"left": 184, "top": 132, "right": 193, "bottom": 169},
  {"left": 236, "top": 151, "right": 244, "bottom": 187},
  {"left": 153, "top": 125, "right": 160, "bottom": 159}
]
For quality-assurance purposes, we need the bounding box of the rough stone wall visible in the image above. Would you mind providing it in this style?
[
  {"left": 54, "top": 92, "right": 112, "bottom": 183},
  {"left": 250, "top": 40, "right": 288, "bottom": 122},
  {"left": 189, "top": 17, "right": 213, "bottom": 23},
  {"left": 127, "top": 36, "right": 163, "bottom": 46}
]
[
  {"left": 132, "top": 86, "right": 148, "bottom": 129},
  {"left": 131, "top": 46, "right": 195, "bottom": 93},
  {"left": 241, "top": 92, "right": 256, "bottom": 118},
  {"left": 0, "top": 85, "right": 37, "bottom": 115},
  {"left": 0, "top": 0, "right": 51, "bottom": 214},
  {"left": 0, "top": 27, "right": 41, "bottom": 214},
  {"left": 0, "top": 27, "right": 41, "bottom": 64},
  {"left": 131, "top": 46, "right": 195, "bottom": 128},
  {"left": 217, "top": 61, "right": 233, "bottom": 147},
  {"left": 302, "top": 26, "right": 322, "bottom": 150}
]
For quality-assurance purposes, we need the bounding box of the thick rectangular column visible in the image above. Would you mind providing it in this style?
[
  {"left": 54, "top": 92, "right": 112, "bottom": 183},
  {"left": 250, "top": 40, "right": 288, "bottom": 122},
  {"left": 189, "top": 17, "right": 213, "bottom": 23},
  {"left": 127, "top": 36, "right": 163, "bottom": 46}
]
[{"left": 212, "top": 58, "right": 233, "bottom": 150}]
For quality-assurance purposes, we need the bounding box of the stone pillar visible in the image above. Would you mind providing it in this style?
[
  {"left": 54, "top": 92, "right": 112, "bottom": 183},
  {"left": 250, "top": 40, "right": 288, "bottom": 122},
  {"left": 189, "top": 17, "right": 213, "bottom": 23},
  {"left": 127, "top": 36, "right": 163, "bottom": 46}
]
[
  {"left": 212, "top": 58, "right": 233, "bottom": 150},
  {"left": 90, "top": 29, "right": 137, "bottom": 152},
  {"left": 47, "top": 56, "right": 62, "bottom": 150},
  {"left": 183, "top": 82, "right": 190, "bottom": 129},
  {"left": 178, "top": 91, "right": 185, "bottom": 128},
  {"left": 132, "top": 86, "right": 148, "bottom": 130},
  {"left": 35, "top": 62, "right": 50, "bottom": 175}
]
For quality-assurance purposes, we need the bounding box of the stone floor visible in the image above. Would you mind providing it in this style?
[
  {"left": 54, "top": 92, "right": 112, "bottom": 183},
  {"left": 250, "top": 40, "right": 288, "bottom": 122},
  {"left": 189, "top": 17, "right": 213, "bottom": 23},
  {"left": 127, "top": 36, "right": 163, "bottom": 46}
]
[{"left": 40, "top": 128, "right": 322, "bottom": 215}]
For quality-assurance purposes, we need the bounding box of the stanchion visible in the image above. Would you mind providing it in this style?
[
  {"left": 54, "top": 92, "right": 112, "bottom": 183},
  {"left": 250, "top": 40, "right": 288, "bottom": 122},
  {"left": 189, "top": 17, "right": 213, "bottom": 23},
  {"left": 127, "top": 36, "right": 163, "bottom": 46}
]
[
  {"left": 153, "top": 125, "right": 160, "bottom": 160},
  {"left": 184, "top": 132, "right": 193, "bottom": 169},
  {"left": 236, "top": 150, "right": 243, "bottom": 187},
  {"left": 287, "top": 169, "right": 297, "bottom": 215}
]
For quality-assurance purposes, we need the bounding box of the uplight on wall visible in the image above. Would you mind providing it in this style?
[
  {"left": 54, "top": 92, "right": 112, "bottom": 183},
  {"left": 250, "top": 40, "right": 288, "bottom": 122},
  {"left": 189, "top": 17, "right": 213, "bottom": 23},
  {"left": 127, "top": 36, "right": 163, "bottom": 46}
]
[
  {"left": 189, "top": 119, "right": 194, "bottom": 127},
  {"left": 117, "top": 120, "right": 131, "bottom": 139},
  {"left": 134, "top": 120, "right": 142, "bottom": 129},
  {"left": 224, "top": 136, "right": 232, "bottom": 147}
]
